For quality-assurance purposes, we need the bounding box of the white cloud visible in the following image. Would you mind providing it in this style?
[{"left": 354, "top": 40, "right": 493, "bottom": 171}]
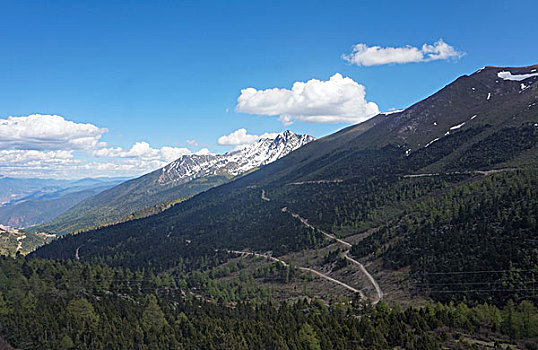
[
  {"left": 218, "top": 129, "right": 259, "bottom": 145},
  {"left": 0, "top": 148, "right": 194, "bottom": 178},
  {"left": 217, "top": 128, "right": 279, "bottom": 146},
  {"left": 342, "top": 39, "right": 464, "bottom": 66},
  {"left": 195, "top": 148, "right": 212, "bottom": 155},
  {"left": 186, "top": 139, "right": 198, "bottom": 146},
  {"left": 0, "top": 113, "right": 211, "bottom": 178},
  {"left": 0, "top": 114, "right": 107, "bottom": 150},
  {"left": 0, "top": 149, "right": 75, "bottom": 165},
  {"left": 0, "top": 150, "right": 81, "bottom": 178},
  {"left": 236, "top": 73, "right": 379, "bottom": 125},
  {"left": 259, "top": 132, "right": 280, "bottom": 139},
  {"left": 93, "top": 141, "right": 192, "bottom": 163}
]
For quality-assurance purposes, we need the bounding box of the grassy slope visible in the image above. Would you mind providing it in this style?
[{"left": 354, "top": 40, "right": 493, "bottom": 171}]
[{"left": 0, "top": 227, "right": 56, "bottom": 256}]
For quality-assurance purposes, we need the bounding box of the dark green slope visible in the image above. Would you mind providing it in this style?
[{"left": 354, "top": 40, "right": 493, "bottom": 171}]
[
  {"left": 351, "top": 168, "right": 538, "bottom": 305},
  {"left": 32, "top": 65, "right": 538, "bottom": 304},
  {"left": 6, "top": 256, "right": 536, "bottom": 349},
  {"left": 31, "top": 64, "right": 538, "bottom": 237}
]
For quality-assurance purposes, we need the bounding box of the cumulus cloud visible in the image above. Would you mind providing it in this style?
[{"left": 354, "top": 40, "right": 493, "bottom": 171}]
[
  {"left": 0, "top": 150, "right": 81, "bottom": 178},
  {"left": 93, "top": 141, "right": 193, "bottom": 163},
  {"left": 0, "top": 113, "right": 212, "bottom": 178},
  {"left": 236, "top": 73, "right": 379, "bottom": 125},
  {"left": 218, "top": 129, "right": 258, "bottom": 145},
  {"left": 0, "top": 149, "right": 75, "bottom": 166},
  {"left": 195, "top": 148, "right": 212, "bottom": 155},
  {"left": 342, "top": 39, "right": 464, "bottom": 66},
  {"left": 0, "top": 114, "right": 107, "bottom": 150},
  {"left": 217, "top": 128, "right": 279, "bottom": 146},
  {"left": 1, "top": 145, "right": 197, "bottom": 178}
]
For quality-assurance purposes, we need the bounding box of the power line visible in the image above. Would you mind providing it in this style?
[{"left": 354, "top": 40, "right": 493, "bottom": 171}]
[
  {"left": 427, "top": 288, "right": 538, "bottom": 293},
  {"left": 413, "top": 281, "right": 538, "bottom": 287},
  {"left": 411, "top": 269, "right": 538, "bottom": 276}
]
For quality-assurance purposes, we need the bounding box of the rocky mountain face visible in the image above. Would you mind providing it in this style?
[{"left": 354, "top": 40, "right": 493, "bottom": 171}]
[
  {"left": 157, "top": 131, "right": 315, "bottom": 185},
  {"left": 30, "top": 130, "right": 315, "bottom": 235},
  {"left": 346, "top": 65, "right": 538, "bottom": 152}
]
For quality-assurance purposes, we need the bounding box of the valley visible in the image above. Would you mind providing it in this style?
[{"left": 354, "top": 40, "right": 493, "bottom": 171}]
[{"left": 3, "top": 1, "right": 538, "bottom": 347}]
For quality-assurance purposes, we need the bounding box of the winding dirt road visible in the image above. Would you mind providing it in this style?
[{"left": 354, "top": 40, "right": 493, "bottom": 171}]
[
  {"left": 262, "top": 192, "right": 383, "bottom": 303},
  {"left": 226, "top": 249, "right": 365, "bottom": 297},
  {"left": 261, "top": 190, "right": 271, "bottom": 202},
  {"left": 403, "top": 168, "right": 516, "bottom": 178},
  {"left": 75, "top": 245, "right": 83, "bottom": 260},
  {"left": 282, "top": 207, "right": 351, "bottom": 248},
  {"left": 281, "top": 208, "right": 383, "bottom": 303}
]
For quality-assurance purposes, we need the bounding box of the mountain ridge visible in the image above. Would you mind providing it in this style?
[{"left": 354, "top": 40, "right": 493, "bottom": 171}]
[
  {"left": 30, "top": 130, "right": 315, "bottom": 235},
  {"left": 32, "top": 64, "right": 538, "bottom": 306},
  {"left": 157, "top": 130, "right": 315, "bottom": 185}
]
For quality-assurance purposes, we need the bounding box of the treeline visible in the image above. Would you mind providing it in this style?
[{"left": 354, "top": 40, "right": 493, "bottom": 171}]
[
  {"left": 2, "top": 256, "right": 538, "bottom": 349},
  {"left": 351, "top": 168, "right": 538, "bottom": 305}
]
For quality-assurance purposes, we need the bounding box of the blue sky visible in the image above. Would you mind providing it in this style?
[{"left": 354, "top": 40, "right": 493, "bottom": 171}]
[{"left": 1, "top": 0, "right": 536, "bottom": 178}]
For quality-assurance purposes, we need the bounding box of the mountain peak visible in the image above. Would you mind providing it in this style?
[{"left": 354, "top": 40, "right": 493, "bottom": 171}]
[
  {"left": 278, "top": 129, "right": 295, "bottom": 140},
  {"left": 472, "top": 64, "right": 538, "bottom": 76},
  {"left": 158, "top": 131, "right": 315, "bottom": 185}
]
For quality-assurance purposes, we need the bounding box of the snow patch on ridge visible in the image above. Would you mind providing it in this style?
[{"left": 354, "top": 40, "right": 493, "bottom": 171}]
[
  {"left": 382, "top": 109, "right": 404, "bottom": 115},
  {"left": 497, "top": 71, "right": 538, "bottom": 81},
  {"left": 450, "top": 122, "right": 466, "bottom": 130},
  {"left": 424, "top": 138, "right": 440, "bottom": 148}
]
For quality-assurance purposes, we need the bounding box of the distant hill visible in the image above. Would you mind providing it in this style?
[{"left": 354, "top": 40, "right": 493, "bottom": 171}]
[
  {"left": 32, "top": 64, "right": 538, "bottom": 305},
  {"left": 0, "top": 177, "right": 71, "bottom": 206},
  {"left": 0, "top": 178, "right": 127, "bottom": 228}
]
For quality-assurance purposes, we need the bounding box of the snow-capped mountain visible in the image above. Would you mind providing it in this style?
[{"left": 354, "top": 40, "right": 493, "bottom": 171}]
[
  {"left": 31, "top": 130, "right": 315, "bottom": 234},
  {"left": 158, "top": 130, "right": 315, "bottom": 185}
]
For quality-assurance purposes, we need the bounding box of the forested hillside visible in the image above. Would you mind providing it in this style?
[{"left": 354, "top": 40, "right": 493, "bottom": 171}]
[
  {"left": 351, "top": 168, "right": 538, "bottom": 304},
  {"left": 31, "top": 66, "right": 538, "bottom": 310},
  {"left": 2, "top": 256, "right": 538, "bottom": 349},
  {"left": 2, "top": 0, "right": 536, "bottom": 347}
]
